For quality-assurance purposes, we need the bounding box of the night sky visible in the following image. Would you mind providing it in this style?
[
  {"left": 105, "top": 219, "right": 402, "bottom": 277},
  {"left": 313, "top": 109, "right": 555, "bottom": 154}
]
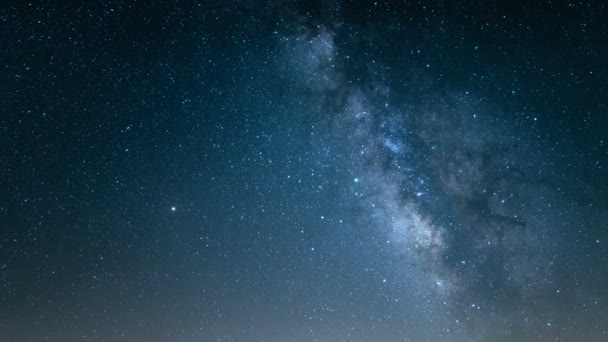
[{"left": 2, "top": 1, "right": 608, "bottom": 341}]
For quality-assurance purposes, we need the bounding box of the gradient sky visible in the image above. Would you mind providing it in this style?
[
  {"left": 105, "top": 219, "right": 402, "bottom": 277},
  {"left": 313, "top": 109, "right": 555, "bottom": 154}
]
[{"left": 2, "top": 1, "right": 608, "bottom": 341}]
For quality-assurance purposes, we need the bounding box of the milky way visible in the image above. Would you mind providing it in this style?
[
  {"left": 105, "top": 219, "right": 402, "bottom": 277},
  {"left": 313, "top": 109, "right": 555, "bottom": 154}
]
[
  {"left": 2, "top": 1, "right": 608, "bottom": 342},
  {"left": 279, "top": 10, "right": 608, "bottom": 340}
]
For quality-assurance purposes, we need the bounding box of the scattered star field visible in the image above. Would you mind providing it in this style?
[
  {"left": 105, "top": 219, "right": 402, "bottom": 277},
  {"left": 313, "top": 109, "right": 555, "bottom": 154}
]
[{"left": 2, "top": 1, "right": 608, "bottom": 341}]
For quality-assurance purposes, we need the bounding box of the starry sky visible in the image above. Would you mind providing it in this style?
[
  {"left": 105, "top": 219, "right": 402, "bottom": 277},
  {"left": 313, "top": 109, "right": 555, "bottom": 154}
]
[{"left": 2, "top": 1, "right": 608, "bottom": 341}]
